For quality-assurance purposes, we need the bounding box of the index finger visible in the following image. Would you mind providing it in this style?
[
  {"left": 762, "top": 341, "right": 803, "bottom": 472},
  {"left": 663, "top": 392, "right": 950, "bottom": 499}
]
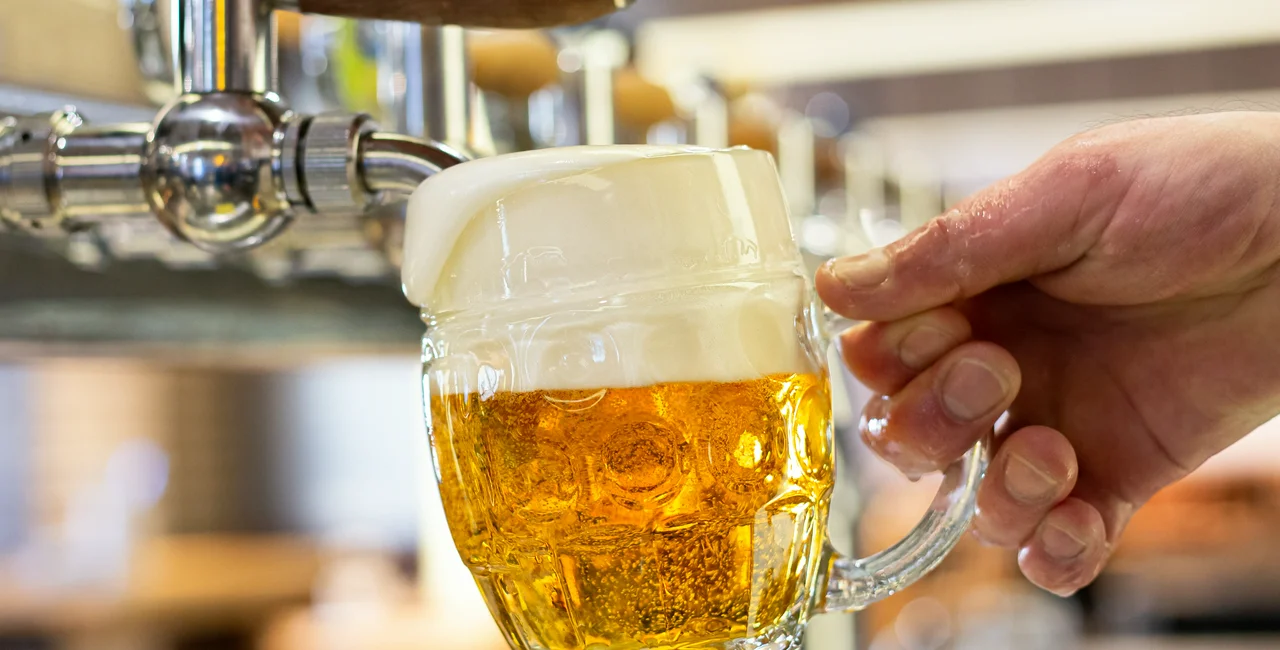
[{"left": 816, "top": 144, "right": 1123, "bottom": 322}]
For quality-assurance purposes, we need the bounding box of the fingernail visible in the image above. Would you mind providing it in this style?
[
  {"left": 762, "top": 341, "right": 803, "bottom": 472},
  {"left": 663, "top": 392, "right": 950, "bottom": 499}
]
[
  {"left": 1004, "top": 453, "right": 1061, "bottom": 504},
  {"left": 1040, "top": 520, "right": 1088, "bottom": 561},
  {"left": 898, "top": 326, "right": 954, "bottom": 370},
  {"left": 940, "top": 359, "right": 1010, "bottom": 422},
  {"left": 829, "top": 249, "right": 889, "bottom": 290}
]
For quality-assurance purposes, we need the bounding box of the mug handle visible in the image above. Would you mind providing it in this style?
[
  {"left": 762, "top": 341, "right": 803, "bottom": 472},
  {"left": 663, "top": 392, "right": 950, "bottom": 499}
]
[{"left": 816, "top": 307, "right": 991, "bottom": 613}]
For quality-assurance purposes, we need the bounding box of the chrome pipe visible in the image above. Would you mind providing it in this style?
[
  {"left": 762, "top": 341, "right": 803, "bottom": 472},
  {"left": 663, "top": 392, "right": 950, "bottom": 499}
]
[
  {"left": 778, "top": 112, "right": 816, "bottom": 226},
  {"left": 0, "top": 111, "right": 150, "bottom": 233},
  {"left": 358, "top": 131, "right": 466, "bottom": 193},
  {"left": 55, "top": 124, "right": 152, "bottom": 221},
  {"left": 0, "top": 114, "right": 63, "bottom": 225},
  {"left": 374, "top": 24, "right": 472, "bottom": 149},
  {"left": 660, "top": 77, "right": 730, "bottom": 149},
  {"left": 354, "top": 129, "right": 466, "bottom": 270},
  {"left": 581, "top": 33, "right": 622, "bottom": 145},
  {"left": 123, "top": 0, "right": 176, "bottom": 105},
  {"left": 0, "top": 103, "right": 465, "bottom": 276},
  {"left": 548, "top": 30, "right": 628, "bottom": 146},
  {"left": 178, "top": 0, "right": 276, "bottom": 94},
  {"left": 842, "top": 133, "right": 887, "bottom": 255},
  {"left": 688, "top": 80, "right": 729, "bottom": 149},
  {"left": 374, "top": 22, "right": 421, "bottom": 136},
  {"left": 281, "top": 114, "right": 465, "bottom": 212},
  {"left": 418, "top": 25, "right": 470, "bottom": 151}
]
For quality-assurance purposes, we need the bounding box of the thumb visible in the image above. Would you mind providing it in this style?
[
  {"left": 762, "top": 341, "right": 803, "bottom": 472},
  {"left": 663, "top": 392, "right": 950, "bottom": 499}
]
[{"left": 817, "top": 148, "right": 1122, "bottom": 322}]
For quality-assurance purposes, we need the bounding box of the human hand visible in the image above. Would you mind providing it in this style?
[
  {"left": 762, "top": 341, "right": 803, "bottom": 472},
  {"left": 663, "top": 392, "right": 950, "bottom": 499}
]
[{"left": 817, "top": 111, "right": 1280, "bottom": 596}]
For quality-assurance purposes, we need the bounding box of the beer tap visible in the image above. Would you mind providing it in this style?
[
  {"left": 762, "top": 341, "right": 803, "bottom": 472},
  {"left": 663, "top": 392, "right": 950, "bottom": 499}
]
[
  {"left": 122, "top": 0, "right": 177, "bottom": 106},
  {"left": 533, "top": 29, "right": 630, "bottom": 146},
  {"left": 470, "top": 31, "right": 561, "bottom": 152},
  {"left": 0, "top": 0, "right": 477, "bottom": 279},
  {"left": 658, "top": 75, "right": 728, "bottom": 149}
]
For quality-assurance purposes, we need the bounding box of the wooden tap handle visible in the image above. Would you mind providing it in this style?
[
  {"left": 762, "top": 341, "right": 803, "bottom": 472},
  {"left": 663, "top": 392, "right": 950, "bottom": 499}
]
[
  {"left": 470, "top": 31, "right": 560, "bottom": 98},
  {"left": 292, "top": 0, "right": 630, "bottom": 28},
  {"left": 613, "top": 68, "right": 676, "bottom": 130}
]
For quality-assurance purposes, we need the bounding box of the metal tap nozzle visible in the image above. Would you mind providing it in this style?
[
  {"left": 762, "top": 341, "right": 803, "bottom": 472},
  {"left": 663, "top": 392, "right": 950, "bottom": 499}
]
[
  {"left": 0, "top": 0, "right": 472, "bottom": 278},
  {"left": 281, "top": 112, "right": 467, "bottom": 215},
  {"left": 279, "top": 112, "right": 467, "bottom": 268}
]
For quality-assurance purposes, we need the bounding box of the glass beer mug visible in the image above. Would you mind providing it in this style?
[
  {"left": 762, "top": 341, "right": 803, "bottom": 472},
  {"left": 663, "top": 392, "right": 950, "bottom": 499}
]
[{"left": 402, "top": 146, "right": 987, "bottom": 650}]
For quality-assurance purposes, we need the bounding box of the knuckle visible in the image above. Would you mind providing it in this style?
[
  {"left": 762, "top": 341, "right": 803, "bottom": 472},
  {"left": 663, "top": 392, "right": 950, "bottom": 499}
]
[
  {"left": 896, "top": 216, "right": 970, "bottom": 300},
  {"left": 972, "top": 511, "right": 1027, "bottom": 549}
]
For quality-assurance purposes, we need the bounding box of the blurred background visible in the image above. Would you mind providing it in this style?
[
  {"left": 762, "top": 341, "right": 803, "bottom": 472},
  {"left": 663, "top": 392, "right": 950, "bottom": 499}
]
[{"left": 4, "top": 0, "right": 1280, "bottom": 648}]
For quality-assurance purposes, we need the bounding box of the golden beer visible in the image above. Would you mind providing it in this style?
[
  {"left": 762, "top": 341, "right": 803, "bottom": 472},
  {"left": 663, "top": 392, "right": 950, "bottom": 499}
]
[
  {"left": 428, "top": 372, "right": 834, "bottom": 650},
  {"left": 406, "top": 146, "right": 985, "bottom": 650}
]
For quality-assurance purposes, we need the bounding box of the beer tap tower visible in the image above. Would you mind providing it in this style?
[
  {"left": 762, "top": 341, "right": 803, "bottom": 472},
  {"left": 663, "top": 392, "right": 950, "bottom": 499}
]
[{"left": 0, "top": 0, "right": 629, "bottom": 277}]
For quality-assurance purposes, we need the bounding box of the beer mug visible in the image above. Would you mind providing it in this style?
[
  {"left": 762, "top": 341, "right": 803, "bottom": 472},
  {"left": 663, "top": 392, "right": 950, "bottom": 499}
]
[{"left": 402, "top": 146, "right": 987, "bottom": 650}]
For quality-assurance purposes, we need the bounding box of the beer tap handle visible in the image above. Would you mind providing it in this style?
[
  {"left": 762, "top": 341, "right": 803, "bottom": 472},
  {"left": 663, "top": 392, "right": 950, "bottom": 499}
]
[
  {"left": 277, "top": 0, "right": 634, "bottom": 28},
  {"left": 470, "top": 31, "right": 559, "bottom": 151}
]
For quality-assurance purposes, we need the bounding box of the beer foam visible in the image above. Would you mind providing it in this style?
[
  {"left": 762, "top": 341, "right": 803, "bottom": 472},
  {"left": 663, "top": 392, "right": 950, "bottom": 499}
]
[{"left": 403, "top": 146, "right": 819, "bottom": 392}]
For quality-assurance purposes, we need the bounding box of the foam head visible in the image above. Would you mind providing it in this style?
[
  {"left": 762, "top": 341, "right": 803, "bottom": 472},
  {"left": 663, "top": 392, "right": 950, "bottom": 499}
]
[{"left": 403, "top": 146, "right": 817, "bottom": 392}]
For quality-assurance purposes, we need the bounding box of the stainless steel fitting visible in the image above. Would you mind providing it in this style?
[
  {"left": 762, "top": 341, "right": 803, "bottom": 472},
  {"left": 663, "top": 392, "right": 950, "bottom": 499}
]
[
  {"left": 0, "top": 99, "right": 465, "bottom": 263},
  {"left": 143, "top": 93, "right": 297, "bottom": 252},
  {"left": 282, "top": 111, "right": 467, "bottom": 213},
  {"left": 0, "top": 110, "right": 151, "bottom": 236},
  {"left": 0, "top": 0, "right": 476, "bottom": 280},
  {"left": 0, "top": 111, "right": 79, "bottom": 234},
  {"left": 278, "top": 111, "right": 467, "bottom": 270},
  {"left": 282, "top": 112, "right": 381, "bottom": 214}
]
